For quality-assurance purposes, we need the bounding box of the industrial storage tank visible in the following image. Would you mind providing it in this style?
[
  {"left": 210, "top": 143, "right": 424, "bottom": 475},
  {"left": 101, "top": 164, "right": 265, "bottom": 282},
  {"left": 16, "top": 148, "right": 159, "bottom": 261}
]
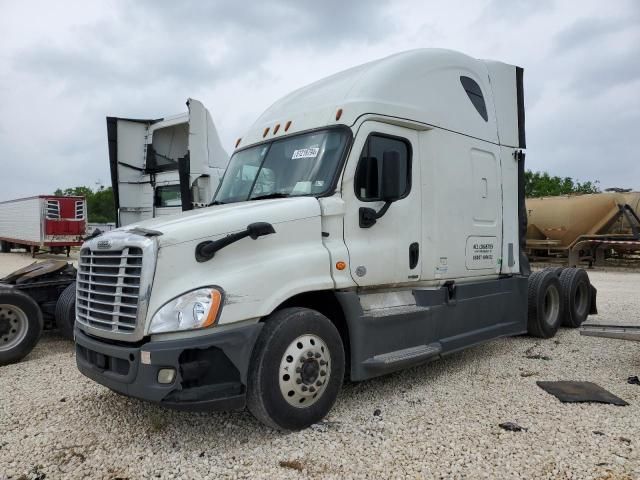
[
  {"left": 527, "top": 193, "right": 626, "bottom": 248},
  {"left": 526, "top": 192, "right": 640, "bottom": 265}
]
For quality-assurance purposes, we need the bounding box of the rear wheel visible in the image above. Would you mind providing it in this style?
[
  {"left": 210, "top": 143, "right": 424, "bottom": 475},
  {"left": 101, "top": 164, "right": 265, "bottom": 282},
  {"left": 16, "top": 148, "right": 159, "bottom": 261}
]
[
  {"left": 559, "top": 268, "right": 591, "bottom": 328},
  {"left": 527, "top": 270, "right": 563, "bottom": 338},
  {"left": 55, "top": 282, "right": 76, "bottom": 340},
  {"left": 247, "top": 307, "right": 345, "bottom": 431},
  {"left": 0, "top": 241, "right": 10, "bottom": 253},
  {"left": 0, "top": 288, "right": 43, "bottom": 365},
  {"left": 544, "top": 266, "right": 564, "bottom": 277}
]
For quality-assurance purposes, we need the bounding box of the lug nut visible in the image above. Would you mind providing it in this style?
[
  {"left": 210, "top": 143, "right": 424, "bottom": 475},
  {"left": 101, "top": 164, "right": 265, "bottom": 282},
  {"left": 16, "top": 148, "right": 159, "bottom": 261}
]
[
  {"left": 296, "top": 378, "right": 302, "bottom": 384},
  {"left": 296, "top": 367, "right": 302, "bottom": 373},
  {"left": 314, "top": 352, "right": 321, "bottom": 358},
  {"left": 307, "top": 351, "right": 313, "bottom": 357},
  {"left": 320, "top": 370, "right": 326, "bottom": 376},
  {"left": 319, "top": 360, "right": 327, "bottom": 366},
  {"left": 309, "top": 386, "right": 316, "bottom": 393},
  {"left": 316, "top": 381, "right": 322, "bottom": 387},
  {"left": 301, "top": 385, "right": 308, "bottom": 392}
]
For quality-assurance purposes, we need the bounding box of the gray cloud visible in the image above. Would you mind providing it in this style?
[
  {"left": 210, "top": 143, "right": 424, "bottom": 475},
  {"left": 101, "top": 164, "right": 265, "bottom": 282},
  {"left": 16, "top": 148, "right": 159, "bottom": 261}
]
[{"left": 0, "top": 0, "right": 639, "bottom": 202}]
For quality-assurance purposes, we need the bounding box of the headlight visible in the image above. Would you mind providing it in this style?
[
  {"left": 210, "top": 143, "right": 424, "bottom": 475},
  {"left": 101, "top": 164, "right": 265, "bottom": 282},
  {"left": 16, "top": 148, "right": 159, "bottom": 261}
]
[{"left": 149, "top": 288, "right": 223, "bottom": 334}]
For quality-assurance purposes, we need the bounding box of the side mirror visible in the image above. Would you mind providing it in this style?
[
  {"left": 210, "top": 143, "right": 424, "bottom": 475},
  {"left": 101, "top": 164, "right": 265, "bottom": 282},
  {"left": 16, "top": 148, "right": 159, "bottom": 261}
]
[
  {"left": 359, "top": 151, "right": 408, "bottom": 228},
  {"left": 380, "top": 151, "right": 406, "bottom": 202}
]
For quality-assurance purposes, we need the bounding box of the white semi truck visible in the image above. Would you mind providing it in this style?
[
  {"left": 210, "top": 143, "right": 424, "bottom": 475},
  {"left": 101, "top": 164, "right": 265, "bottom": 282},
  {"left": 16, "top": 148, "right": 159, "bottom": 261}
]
[
  {"left": 75, "top": 49, "right": 596, "bottom": 430},
  {"left": 107, "top": 98, "right": 229, "bottom": 226}
]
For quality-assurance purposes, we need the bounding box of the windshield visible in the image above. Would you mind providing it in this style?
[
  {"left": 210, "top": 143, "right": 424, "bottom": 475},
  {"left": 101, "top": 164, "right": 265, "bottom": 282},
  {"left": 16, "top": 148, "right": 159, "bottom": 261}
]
[{"left": 213, "top": 128, "right": 350, "bottom": 204}]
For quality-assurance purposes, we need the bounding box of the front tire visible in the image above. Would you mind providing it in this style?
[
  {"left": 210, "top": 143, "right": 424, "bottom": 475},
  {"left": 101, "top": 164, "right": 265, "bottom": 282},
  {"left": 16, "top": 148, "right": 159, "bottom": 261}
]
[
  {"left": 0, "top": 288, "right": 43, "bottom": 365},
  {"left": 247, "top": 307, "right": 345, "bottom": 431}
]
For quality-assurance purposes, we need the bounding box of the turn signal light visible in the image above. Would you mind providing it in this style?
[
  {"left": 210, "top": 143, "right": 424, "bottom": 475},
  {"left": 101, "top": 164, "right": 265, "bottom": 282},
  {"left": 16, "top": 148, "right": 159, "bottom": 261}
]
[
  {"left": 336, "top": 261, "right": 347, "bottom": 271},
  {"left": 203, "top": 289, "right": 223, "bottom": 327}
]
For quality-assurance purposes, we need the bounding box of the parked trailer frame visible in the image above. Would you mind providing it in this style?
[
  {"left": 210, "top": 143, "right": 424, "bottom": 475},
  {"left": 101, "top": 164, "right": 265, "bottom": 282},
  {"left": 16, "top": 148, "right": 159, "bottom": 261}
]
[{"left": 0, "top": 260, "right": 77, "bottom": 365}]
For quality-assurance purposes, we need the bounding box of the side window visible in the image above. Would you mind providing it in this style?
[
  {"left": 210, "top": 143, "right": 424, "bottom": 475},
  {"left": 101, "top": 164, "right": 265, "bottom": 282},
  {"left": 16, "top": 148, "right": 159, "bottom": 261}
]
[
  {"left": 355, "top": 134, "right": 411, "bottom": 201},
  {"left": 154, "top": 185, "right": 182, "bottom": 207},
  {"left": 460, "top": 76, "right": 488, "bottom": 122}
]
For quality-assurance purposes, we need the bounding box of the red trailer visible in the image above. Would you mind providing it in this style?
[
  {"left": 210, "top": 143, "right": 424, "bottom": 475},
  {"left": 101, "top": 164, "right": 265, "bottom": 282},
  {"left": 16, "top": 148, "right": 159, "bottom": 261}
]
[{"left": 0, "top": 195, "right": 87, "bottom": 257}]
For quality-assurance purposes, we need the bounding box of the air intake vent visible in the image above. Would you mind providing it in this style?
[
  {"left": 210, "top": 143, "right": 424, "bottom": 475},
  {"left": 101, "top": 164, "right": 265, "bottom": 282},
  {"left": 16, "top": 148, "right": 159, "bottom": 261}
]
[{"left": 46, "top": 200, "right": 60, "bottom": 219}]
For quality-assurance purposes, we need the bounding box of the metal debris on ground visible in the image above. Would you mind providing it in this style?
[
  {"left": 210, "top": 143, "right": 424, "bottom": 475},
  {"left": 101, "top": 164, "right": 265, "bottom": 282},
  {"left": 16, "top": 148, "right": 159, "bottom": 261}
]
[
  {"left": 627, "top": 376, "right": 640, "bottom": 385},
  {"left": 499, "top": 422, "right": 528, "bottom": 432},
  {"left": 536, "top": 381, "right": 629, "bottom": 406}
]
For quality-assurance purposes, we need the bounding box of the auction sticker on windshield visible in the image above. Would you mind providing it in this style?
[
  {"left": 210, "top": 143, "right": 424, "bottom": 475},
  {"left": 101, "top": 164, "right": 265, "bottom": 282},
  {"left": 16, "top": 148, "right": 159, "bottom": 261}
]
[{"left": 292, "top": 147, "right": 319, "bottom": 159}]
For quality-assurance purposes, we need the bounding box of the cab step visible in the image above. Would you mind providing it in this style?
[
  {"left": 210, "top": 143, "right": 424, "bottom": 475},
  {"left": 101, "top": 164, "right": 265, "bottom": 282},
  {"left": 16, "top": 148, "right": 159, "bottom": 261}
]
[{"left": 362, "top": 343, "right": 442, "bottom": 369}]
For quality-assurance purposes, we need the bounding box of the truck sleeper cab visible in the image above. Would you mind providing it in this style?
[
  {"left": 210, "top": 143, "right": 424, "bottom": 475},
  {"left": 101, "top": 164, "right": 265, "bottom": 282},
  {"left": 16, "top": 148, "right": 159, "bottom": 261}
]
[{"left": 75, "top": 49, "right": 593, "bottom": 430}]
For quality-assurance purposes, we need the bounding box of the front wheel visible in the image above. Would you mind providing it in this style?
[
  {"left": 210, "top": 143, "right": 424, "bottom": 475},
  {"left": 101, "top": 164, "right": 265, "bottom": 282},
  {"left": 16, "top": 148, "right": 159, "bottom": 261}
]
[{"left": 247, "top": 307, "right": 345, "bottom": 431}]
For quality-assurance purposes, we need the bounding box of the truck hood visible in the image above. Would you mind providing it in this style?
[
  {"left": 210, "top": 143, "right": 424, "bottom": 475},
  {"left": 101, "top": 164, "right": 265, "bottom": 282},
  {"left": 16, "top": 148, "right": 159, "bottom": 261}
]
[{"left": 118, "top": 197, "right": 322, "bottom": 247}]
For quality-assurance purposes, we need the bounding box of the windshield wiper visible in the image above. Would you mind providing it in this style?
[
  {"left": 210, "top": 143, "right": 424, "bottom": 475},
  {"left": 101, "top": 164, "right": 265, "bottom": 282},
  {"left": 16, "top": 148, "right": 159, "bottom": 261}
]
[{"left": 251, "top": 193, "right": 291, "bottom": 201}]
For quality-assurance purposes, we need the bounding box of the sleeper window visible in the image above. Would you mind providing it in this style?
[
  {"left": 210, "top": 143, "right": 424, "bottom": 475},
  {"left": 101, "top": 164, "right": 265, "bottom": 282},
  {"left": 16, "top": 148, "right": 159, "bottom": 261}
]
[
  {"left": 460, "top": 76, "right": 488, "bottom": 121},
  {"left": 355, "top": 135, "right": 411, "bottom": 201}
]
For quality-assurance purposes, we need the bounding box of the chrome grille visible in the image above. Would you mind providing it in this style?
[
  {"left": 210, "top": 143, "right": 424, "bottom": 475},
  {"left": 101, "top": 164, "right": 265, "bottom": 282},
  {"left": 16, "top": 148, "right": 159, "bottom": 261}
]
[{"left": 76, "top": 247, "right": 143, "bottom": 333}]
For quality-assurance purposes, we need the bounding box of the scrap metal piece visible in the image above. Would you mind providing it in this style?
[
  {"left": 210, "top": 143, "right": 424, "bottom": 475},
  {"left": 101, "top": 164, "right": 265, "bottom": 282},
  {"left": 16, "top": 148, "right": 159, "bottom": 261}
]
[
  {"left": 537, "top": 381, "right": 628, "bottom": 406},
  {"left": 499, "top": 422, "right": 527, "bottom": 432},
  {"left": 1, "top": 259, "right": 71, "bottom": 284}
]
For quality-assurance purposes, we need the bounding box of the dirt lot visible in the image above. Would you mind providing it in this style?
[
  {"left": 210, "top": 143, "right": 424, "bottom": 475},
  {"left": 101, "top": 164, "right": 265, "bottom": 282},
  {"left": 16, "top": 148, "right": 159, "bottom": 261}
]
[{"left": 0, "top": 253, "right": 638, "bottom": 479}]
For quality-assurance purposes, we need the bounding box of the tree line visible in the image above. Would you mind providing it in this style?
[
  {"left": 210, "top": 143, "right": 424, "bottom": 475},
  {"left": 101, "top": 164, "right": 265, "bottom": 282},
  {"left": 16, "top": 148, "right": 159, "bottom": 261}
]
[
  {"left": 524, "top": 171, "right": 600, "bottom": 198},
  {"left": 53, "top": 186, "right": 116, "bottom": 223}
]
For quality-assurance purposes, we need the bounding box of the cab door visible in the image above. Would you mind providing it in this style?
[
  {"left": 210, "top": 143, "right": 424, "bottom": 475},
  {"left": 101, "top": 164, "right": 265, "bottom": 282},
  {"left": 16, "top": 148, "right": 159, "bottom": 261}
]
[{"left": 342, "top": 121, "right": 421, "bottom": 287}]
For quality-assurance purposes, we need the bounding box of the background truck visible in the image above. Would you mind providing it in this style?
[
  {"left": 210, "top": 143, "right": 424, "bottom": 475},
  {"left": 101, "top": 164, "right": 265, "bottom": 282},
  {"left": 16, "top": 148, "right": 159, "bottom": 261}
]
[
  {"left": 74, "top": 49, "right": 597, "bottom": 430},
  {"left": 108, "top": 98, "right": 229, "bottom": 226},
  {"left": 0, "top": 195, "right": 87, "bottom": 257}
]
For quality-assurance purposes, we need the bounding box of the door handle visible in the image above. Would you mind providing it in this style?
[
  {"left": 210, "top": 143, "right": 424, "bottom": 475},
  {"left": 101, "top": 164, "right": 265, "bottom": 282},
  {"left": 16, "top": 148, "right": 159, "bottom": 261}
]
[{"left": 409, "top": 242, "right": 419, "bottom": 269}]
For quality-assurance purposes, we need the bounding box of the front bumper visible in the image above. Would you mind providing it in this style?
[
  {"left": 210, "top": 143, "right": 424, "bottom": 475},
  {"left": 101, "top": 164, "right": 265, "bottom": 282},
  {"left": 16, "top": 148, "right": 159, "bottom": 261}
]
[{"left": 75, "top": 323, "right": 262, "bottom": 411}]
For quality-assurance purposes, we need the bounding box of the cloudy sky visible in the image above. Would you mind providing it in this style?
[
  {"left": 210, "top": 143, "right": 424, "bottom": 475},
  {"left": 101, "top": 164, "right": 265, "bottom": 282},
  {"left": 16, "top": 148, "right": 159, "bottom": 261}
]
[{"left": 0, "top": 0, "right": 638, "bottom": 201}]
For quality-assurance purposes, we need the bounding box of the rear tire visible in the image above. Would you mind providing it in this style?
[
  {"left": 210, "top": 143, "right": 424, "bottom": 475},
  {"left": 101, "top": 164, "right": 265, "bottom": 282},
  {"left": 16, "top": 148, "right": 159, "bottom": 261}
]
[
  {"left": 559, "top": 268, "right": 591, "bottom": 328},
  {"left": 0, "top": 240, "right": 10, "bottom": 253},
  {"left": 0, "top": 288, "right": 43, "bottom": 365},
  {"left": 55, "top": 282, "right": 76, "bottom": 340},
  {"left": 247, "top": 307, "right": 345, "bottom": 431},
  {"left": 544, "top": 266, "right": 564, "bottom": 277},
  {"left": 527, "top": 270, "right": 563, "bottom": 338}
]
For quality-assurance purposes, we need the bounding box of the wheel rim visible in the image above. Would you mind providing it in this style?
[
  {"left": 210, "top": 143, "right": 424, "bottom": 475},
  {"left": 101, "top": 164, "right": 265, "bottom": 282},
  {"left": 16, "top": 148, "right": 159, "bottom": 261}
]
[
  {"left": 279, "top": 334, "right": 331, "bottom": 408},
  {"left": 543, "top": 285, "right": 560, "bottom": 327},
  {"left": 574, "top": 282, "right": 589, "bottom": 317},
  {"left": 0, "top": 304, "right": 29, "bottom": 352}
]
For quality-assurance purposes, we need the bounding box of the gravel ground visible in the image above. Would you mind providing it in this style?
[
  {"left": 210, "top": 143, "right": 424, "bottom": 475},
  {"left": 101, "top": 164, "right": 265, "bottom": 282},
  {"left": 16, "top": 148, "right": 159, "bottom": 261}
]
[{"left": 0, "top": 254, "right": 638, "bottom": 479}]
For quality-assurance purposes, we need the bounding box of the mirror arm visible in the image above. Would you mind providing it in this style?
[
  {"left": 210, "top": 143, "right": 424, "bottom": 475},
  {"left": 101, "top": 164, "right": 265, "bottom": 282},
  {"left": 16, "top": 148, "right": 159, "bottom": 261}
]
[{"left": 359, "top": 201, "right": 392, "bottom": 228}]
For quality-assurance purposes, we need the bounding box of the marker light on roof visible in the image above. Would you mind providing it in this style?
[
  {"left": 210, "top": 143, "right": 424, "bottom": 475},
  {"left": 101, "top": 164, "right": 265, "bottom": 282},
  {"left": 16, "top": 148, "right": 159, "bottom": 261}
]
[
  {"left": 285, "top": 120, "right": 292, "bottom": 132},
  {"left": 336, "top": 108, "right": 343, "bottom": 121}
]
